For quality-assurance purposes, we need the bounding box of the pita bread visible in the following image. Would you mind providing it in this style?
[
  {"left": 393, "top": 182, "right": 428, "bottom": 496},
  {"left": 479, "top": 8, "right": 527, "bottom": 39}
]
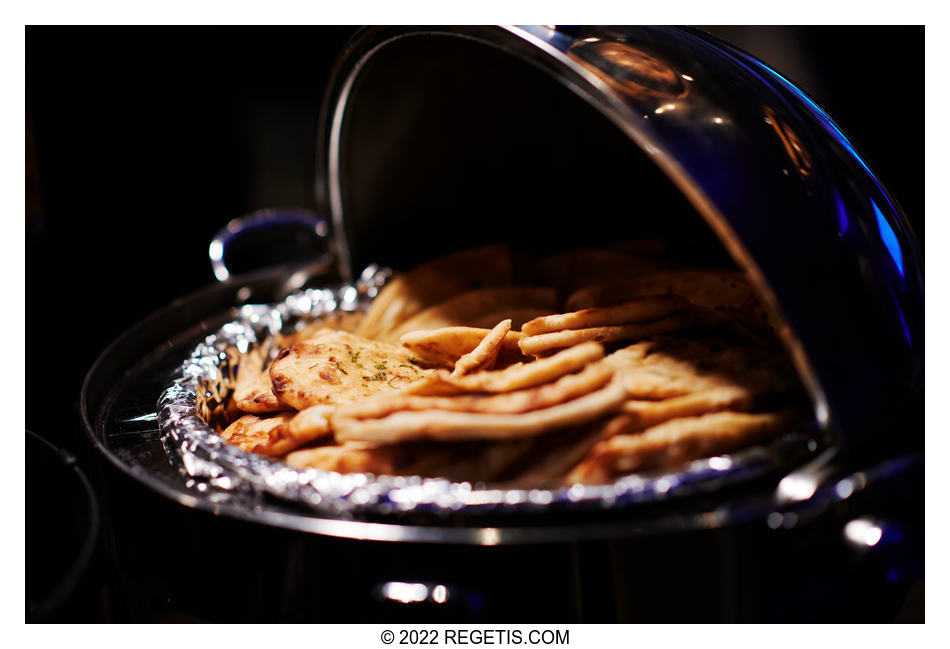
[
  {"left": 452, "top": 319, "right": 511, "bottom": 376},
  {"left": 521, "top": 294, "right": 691, "bottom": 336},
  {"left": 232, "top": 346, "right": 288, "bottom": 414},
  {"left": 400, "top": 327, "right": 527, "bottom": 369},
  {"left": 567, "top": 411, "right": 791, "bottom": 483},
  {"left": 215, "top": 242, "right": 804, "bottom": 488},
  {"left": 432, "top": 439, "right": 537, "bottom": 483},
  {"left": 284, "top": 442, "right": 450, "bottom": 476},
  {"left": 382, "top": 286, "right": 557, "bottom": 343},
  {"left": 335, "top": 361, "right": 614, "bottom": 420},
  {"left": 565, "top": 269, "right": 759, "bottom": 311},
  {"left": 219, "top": 412, "right": 299, "bottom": 456},
  {"left": 285, "top": 439, "right": 535, "bottom": 483},
  {"left": 286, "top": 404, "right": 336, "bottom": 441},
  {"left": 468, "top": 308, "right": 555, "bottom": 330},
  {"left": 518, "top": 308, "right": 728, "bottom": 356},
  {"left": 605, "top": 337, "right": 798, "bottom": 399},
  {"left": 356, "top": 245, "right": 513, "bottom": 340},
  {"left": 504, "top": 423, "right": 613, "bottom": 486},
  {"left": 618, "top": 386, "right": 754, "bottom": 431},
  {"left": 333, "top": 376, "right": 628, "bottom": 444},
  {"left": 403, "top": 341, "right": 605, "bottom": 395}
]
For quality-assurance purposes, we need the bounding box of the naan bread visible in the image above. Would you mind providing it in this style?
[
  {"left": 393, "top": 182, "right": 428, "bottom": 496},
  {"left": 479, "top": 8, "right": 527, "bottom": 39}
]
[
  {"left": 605, "top": 337, "right": 798, "bottom": 399},
  {"left": 284, "top": 442, "right": 450, "bottom": 476},
  {"left": 269, "top": 329, "right": 432, "bottom": 410},
  {"left": 518, "top": 308, "right": 728, "bottom": 356},
  {"left": 568, "top": 411, "right": 791, "bottom": 483},
  {"left": 335, "top": 361, "right": 614, "bottom": 420},
  {"left": 520, "top": 294, "right": 691, "bottom": 336},
  {"left": 403, "top": 341, "right": 605, "bottom": 395},
  {"left": 232, "top": 346, "right": 288, "bottom": 414},
  {"left": 503, "top": 423, "right": 612, "bottom": 486},
  {"left": 565, "top": 269, "right": 778, "bottom": 341},
  {"left": 286, "top": 404, "right": 336, "bottom": 441},
  {"left": 215, "top": 242, "right": 804, "bottom": 489},
  {"left": 565, "top": 269, "right": 759, "bottom": 311},
  {"left": 220, "top": 412, "right": 299, "bottom": 456},
  {"left": 333, "top": 376, "right": 628, "bottom": 444},
  {"left": 285, "top": 439, "right": 535, "bottom": 483},
  {"left": 468, "top": 308, "right": 555, "bottom": 330},
  {"left": 619, "top": 386, "right": 754, "bottom": 430},
  {"left": 382, "top": 286, "right": 557, "bottom": 343},
  {"left": 356, "top": 245, "right": 513, "bottom": 340},
  {"left": 400, "top": 326, "right": 528, "bottom": 369},
  {"left": 452, "top": 319, "right": 511, "bottom": 376}
]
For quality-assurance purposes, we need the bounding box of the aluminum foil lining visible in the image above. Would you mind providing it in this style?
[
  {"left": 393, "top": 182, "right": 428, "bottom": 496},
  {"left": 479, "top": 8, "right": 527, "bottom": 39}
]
[{"left": 157, "top": 264, "right": 818, "bottom": 518}]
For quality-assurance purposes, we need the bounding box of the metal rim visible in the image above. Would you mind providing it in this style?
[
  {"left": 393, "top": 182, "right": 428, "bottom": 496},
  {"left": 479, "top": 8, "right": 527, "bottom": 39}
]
[{"left": 26, "top": 429, "right": 100, "bottom": 620}]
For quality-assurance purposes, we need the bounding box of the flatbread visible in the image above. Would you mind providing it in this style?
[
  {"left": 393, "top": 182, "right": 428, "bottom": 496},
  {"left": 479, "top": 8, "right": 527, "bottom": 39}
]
[
  {"left": 333, "top": 375, "right": 628, "bottom": 444},
  {"left": 536, "top": 249, "right": 662, "bottom": 294},
  {"left": 605, "top": 337, "right": 798, "bottom": 399},
  {"left": 219, "top": 412, "right": 299, "bottom": 456},
  {"left": 567, "top": 411, "right": 791, "bottom": 483},
  {"left": 468, "top": 308, "right": 555, "bottom": 330},
  {"left": 284, "top": 439, "right": 535, "bottom": 483},
  {"left": 518, "top": 308, "right": 727, "bottom": 356},
  {"left": 618, "top": 386, "right": 754, "bottom": 431},
  {"left": 232, "top": 346, "right": 288, "bottom": 414},
  {"left": 286, "top": 404, "right": 336, "bottom": 441},
  {"left": 382, "top": 286, "right": 558, "bottom": 343},
  {"left": 434, "top": 439, "right": 538, "bottom": 483},
  {"left": 284, "top": 442, "right": 450, "bottom": 476},
  {"left": 356, "top": 245, "right": 513, "bottom": 340},
  {"left": 215, "top": 243, "right": 804, "bottom": 488},
  {"left": 565, "top": 269, "right": 760, "bottom": 311},
  {"left": 520, "top": 294, "right": 691, "bottom": 336},
  {"left": 452, "top": 319, "right": 511, "bottom": 376},
  {"left": 400, "top": 327, "right": 527, "bottom": 369},
  {"left": 403, "top": 341, "right": 605, "bottom": 395},
  {"left": 269, "top": 329, "right": 432, "bottom": 410},
  {"left": 503, "top": 423, "right": 613, "bottom": 486},
  {"left": 335, "top": 361, "right": 615, "bottom": 420}
]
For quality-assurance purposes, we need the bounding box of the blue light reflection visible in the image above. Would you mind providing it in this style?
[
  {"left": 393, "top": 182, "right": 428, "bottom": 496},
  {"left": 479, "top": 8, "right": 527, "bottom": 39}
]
[
  {"left": 746, "top": 59, "right": 909, "bottom": 249},
  {"left": 896, "top": 301, "right": 912, "bottom": 346},
  {"left": 872, "top": 199, "right": 904, "bottom": 278},
  {"left": 834, "top": 191, "right": 849, "bottom": 235}
]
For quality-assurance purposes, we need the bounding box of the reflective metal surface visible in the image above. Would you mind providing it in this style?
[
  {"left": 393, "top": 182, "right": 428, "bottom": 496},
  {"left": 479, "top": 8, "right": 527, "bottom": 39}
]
[
  {"left": 209, "top": 207, "right": 334, "bottom": 291},
  {"left": 317, "top": 25, "right": 923, "bottom": 454},
  {"left": 26, "top": 430, "right": 100, "bottom": 622}
]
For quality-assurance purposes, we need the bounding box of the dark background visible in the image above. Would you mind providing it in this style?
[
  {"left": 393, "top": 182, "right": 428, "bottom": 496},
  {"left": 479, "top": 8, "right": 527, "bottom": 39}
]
[{"left": 24, "top": 26, "right": 924, "bottom": 621}]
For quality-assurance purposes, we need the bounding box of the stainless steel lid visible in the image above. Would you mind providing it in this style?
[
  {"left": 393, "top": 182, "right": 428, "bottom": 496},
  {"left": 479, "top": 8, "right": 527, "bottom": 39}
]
[{"left": 315, "top": 25, "right": 922, "bottom": 453}]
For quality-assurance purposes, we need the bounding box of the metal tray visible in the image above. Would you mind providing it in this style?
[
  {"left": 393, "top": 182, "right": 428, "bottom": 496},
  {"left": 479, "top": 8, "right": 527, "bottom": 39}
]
[{"left": 155, "top": 263, "right": 823, "bottom": 528}]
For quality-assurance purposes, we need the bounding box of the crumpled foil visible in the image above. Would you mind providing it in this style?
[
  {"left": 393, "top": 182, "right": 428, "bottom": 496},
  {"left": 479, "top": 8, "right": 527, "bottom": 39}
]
[{"left": 157, "top": 265, "right": 817, "bottom": 518}]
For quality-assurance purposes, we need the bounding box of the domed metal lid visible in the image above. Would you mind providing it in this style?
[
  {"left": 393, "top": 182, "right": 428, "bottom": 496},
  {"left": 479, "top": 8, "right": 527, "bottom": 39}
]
[{"left": 315, "top": 26, "right": 923, "bottom": 454}]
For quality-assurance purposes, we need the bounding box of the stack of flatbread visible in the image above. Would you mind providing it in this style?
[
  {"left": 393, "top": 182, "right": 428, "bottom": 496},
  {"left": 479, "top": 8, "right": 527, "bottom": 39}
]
[{"left": 212, "top": 244, "right": 804, "bottom": 485}]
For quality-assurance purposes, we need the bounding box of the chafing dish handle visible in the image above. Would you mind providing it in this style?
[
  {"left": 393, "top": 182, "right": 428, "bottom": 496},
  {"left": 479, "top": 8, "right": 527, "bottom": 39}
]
[{"left": 208, "top": 207, "right": 334, "bottom": 286}]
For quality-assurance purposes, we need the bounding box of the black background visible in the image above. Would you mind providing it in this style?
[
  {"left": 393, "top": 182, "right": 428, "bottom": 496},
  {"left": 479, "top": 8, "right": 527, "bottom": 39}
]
[{"left": 24, "top": 26, "right": 924, "bottom": 621}]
